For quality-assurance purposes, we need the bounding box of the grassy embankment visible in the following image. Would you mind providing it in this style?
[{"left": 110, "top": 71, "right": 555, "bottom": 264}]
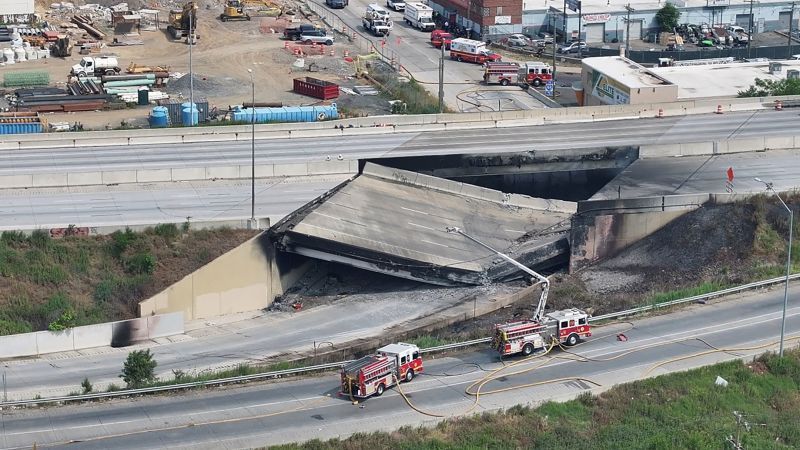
[
  {"left": 269, "top": 349, "right": 800, "bottom": 449},
  {"left": 0, "top": 225, "right": 256, "bottom": 336}
]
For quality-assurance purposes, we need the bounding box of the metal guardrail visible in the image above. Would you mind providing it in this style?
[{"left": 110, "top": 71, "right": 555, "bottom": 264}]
[{"left": 1, "top": 274, "right": 794, "bottom": 407}]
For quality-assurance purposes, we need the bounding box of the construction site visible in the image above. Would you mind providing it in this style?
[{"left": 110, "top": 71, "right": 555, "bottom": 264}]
[{"left": 0, "top": 0, "right": 403, "bottom": 130}]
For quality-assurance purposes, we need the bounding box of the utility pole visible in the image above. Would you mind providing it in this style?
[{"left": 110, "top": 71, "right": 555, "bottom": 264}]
[
  {"left": 248, "top": 69, "right": 255, "bottom": 228},
  {"left": 624, "top": 4, "right": 633, "bottom": 59},
  {"left": 562, "top": 0, "right": 567, "bottom": 44},
  {"left": 789, "top": 2, "right": 797, "bottom": 58},
  {"left": 577, "top": 1, "right": 583, "bottom": 46},
  {"left": 748, "top": 0, "right": 754, "bottom": 58},
  {"left": 438, "top": 42, "right": 445, "bottom": 113},
  {"left": 552, "top": 14, "right": 558, "bottom": 85},
  {"left": 188, "top": 9, "right": 194, "bottom": 126}
]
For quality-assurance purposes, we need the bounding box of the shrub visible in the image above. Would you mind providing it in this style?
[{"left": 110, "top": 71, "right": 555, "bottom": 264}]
[
  {"left": 125, "top": 252, "right": 156, "bottom": 275},
  {"left": 0, "top": 318, "right": 33, "bottom": 335},
  {"left": 109, "top": 228, "right": 137, "bottom": 258},
  {"left": 48, "top": 309, "right": 76, "bottom": 331},
  {"left": 28, "top": 229, "right": 51, "bottom": 249},
  {"left": 0, "top": 230, "right": 26, "bottom": 245},
  {"left": 81, "top": 377, "right": 93, "bottom": 394},
  {"left": 120, "top": 349, "right": 158, "bottom": 388},
  {"left": 153, "top": 223, "right": 180, "bottom": 240}
]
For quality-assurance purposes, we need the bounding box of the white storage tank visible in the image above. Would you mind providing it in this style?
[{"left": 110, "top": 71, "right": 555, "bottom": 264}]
[
  {"left": 14, "top": 47, "right": 27, "bottom": 62},
  {"left": 3, "top": 48, "right": 15, "bottom": 64}
]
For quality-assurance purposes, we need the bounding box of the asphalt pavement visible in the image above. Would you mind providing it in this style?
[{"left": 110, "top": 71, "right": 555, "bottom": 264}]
[
  {"left": 1, "top": 285, "right": 797, "bottom": 449},
  {"left": 2, "top": 110, "right": 798, "bottom": 179},
  {"left": 0, "top": 175, "right": 350, "bottom": 231}
]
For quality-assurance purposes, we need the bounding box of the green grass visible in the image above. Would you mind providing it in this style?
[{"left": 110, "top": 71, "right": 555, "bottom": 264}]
[
  {"left": 266, "top": 349, "right": 800, "bottom": 450},
  {"left": 646, "top": 281, "right": 729, "bottom": 306}
]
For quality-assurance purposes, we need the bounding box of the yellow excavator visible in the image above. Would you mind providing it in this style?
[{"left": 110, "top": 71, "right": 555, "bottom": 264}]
[
  {"left": 167, "top": 1, "right": 199, "bottom": 40},
  {"left": 220, "top": 0, "right": 250, "bottom": 21}
]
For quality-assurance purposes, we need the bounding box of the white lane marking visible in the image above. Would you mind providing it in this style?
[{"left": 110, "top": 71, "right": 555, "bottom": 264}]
[
  {"left": 401, "top": 207, "right": 430, "bottom": 215},
  {"left": 408, "top": 222, "right": 436, "bottom": 231}
]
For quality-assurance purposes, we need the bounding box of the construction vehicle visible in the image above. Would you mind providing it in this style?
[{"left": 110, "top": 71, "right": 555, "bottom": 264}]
[
  {"left": 340, "top": 342, "right": 423, "bottom": 398},
  {"left": 449, "top": 38, "right": 501, "bottom": 64},
  {"left": 220, "top": 0, "right": 251, "bottom": 21},
  {"left": 167, "top": 2, "right": 199, "bottom": 40},
  {"left": 50, "top": 35, "right": 73, "bottom": 57},
  {"left": 71, "top": 55, "right": 121, "bottom": 77},
  {"left": 403, "top": 2, "right": 435, "bottom": 32}
]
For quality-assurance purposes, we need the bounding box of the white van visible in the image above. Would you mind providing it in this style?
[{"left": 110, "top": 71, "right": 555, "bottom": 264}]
[
  {"left": 366, "top": 3, "right": 391, "bottom": 19},
  {"left": 386, "top": 0, "right": 405, "bottom": 11}
]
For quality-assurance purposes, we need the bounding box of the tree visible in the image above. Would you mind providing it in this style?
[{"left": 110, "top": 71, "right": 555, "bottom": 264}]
[
  {"left": 120, "top": 349, "right": 157, "bottom": 388},
  {"left": 655, "top": 4, "right": 681, "bottom": 32},
  {"left": 739, "top": 77, "right": 800, "bottom": 97}
]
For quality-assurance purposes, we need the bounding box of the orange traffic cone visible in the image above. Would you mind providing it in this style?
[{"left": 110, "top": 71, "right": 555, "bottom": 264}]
[
  {"left": 775, "top": 100, "right": 783, "bottom": 111},
  {"left": 715, "top": 104, "right": 723, "bottom": 114},
  {"left": 657, "top": 108, "right": 664, "bottom": 118}
]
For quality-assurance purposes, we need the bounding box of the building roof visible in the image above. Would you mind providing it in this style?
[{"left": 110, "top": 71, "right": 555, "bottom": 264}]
[
  {"left": 651, "top": 60, "right": 800, "bottom": 99},
  {"left": 524, "top": 0, "right": 793, "bottom": 14},
  {"left": 583, "top": 56, "right": 673, "bottom": 89}
]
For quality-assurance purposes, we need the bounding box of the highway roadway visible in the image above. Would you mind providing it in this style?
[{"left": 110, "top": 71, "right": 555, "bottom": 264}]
[
  {"left": 306, "top": 0, "right": 546, "bottom": 112},
  {"left": 0, "top": 175, "right": 350, "bottom": 231},
  {"left": 1, "top": 286, "right": 797, "bottom": 449},
  {"left": 2, "top": 110, "right": 798, "bottom": 179}
]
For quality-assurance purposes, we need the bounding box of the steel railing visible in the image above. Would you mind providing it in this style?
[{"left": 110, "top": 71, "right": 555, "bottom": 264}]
[{"left": 1, "top": 273, "right": 794, "bottom": 407}]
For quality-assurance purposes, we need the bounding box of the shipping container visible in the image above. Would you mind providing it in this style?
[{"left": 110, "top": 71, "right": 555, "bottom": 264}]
[
  {"left": 293, "top": 77, "right": 340, "bottom": 100},
  {"left": 232, "top": 103, "right": 338, "bottom": 123},
  {"left": 0, "top": 112, "right": 43, "bottom": 135}
]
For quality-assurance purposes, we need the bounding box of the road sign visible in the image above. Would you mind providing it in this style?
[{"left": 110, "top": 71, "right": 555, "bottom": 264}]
[
  {"left": 545, "top": 80, "right": 554, "bottom": 96},
  {"left": 566, "top": 0, "right": 581, "bottom": 12}
]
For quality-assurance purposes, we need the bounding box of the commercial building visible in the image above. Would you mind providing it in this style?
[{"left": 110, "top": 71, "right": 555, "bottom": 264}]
[
  {"left": 1, "top": 0, "right": 34, "bottom": 23},
  {"left": 436, "top": 0, "right": 800, "bottom": 43},
  {"left": 580, "top": 55, "right": 800, "bottom": 105}
]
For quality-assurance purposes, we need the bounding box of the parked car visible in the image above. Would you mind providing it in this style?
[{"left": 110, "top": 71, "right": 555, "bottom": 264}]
[
  {"left": 534, "top": 36, "right": 554, "bottom": 48},
  {"left": 506, "top": 33, "right": 531, "bottom": 47},
  {"left": 558, "top": 41, "right": 587, "bottom": 54},
  {"left": 300, "top": 30, "right": 335, "bottom": 45},
  {"left": 284, "top": 24, "right": 321, "bottom": 41},
  {"left": 325, "top": 0, "right": 348, "bottom": 8}
]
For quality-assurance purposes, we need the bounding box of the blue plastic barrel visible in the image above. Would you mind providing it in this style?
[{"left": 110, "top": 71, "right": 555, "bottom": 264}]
[
  {"left": 181, "top": 103, "right": 198, "bottom": 126},
  {"left": 149, "top": 106, "right": 169, "bottom": 128}
]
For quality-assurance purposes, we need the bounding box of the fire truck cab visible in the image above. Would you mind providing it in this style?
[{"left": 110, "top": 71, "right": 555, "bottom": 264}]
[
  {"left": 520, "top": 61, "right": 553, "bottom": 87},
  {"left": 340, "top": 342, "right": 423, "bottom": 398}
]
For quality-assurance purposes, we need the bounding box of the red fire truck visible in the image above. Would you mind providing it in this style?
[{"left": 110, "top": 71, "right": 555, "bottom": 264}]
[
  {"left": 449, "top": 38, "right": 501, "bottom": 64},
  {"left": 519, "top": 61, "right": 553, "bottom": 87},
  {"left": 430, "top": 29, "right": 452, "bottom": 49},
  {"left": 493, "top": 308, "right": 591, "bottom": 356},
  {"left": 484, "top": 62, "right": 520, "bottom": 85},
  {"left": 340, "top": 342, "right": 423, "bottom": 398}
]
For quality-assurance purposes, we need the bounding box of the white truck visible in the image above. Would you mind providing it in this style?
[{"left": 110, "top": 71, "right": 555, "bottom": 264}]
[
  {"left": 71, "top": 56, "right": 121, "bottom": 77},
  {"left": 403, "top": 2, "right": 435, "bottom": 32},
  {"left": 386, "top": 0, "right": 405, "bottom": 11},
  {"left": 363, "top": 5, "right": 393, "bottom": 36}
]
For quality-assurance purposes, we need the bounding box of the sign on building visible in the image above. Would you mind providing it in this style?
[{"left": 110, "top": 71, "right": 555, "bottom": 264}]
[
  {"left": 495, "top": 15, "right": 511, "bottom": 24},
  {"left": 582, "top": 13, "right": 611, "bottom": 23},
  {"left": 590, "top": 71, "right": 630, "bottom": 105}
]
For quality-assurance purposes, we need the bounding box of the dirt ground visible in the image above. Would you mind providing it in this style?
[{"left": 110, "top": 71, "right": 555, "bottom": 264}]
[{"left": 5, "top": 0, "right": 389, "bottom": 129}]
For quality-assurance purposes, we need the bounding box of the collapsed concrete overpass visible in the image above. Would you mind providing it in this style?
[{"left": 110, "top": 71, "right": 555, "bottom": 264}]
[{"left": 270, "top": 163, "right": 576, "bottom": 286}]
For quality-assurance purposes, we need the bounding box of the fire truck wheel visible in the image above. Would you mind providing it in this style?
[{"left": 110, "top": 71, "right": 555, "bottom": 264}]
[
  {"left": 376, "top": 383, "right": 385, "bottom": 396},
  {"left": 566, "top": 333, "right": 579, "bottom": 346},
  {"left": 522, "top": 343, "right": 534, "bottom": 356},
  {"left": 457, "top": 56, "right": 463, "bottom": 62},
  {"left": 405, "top": 369, "right": 415, "bottom": 382},
  {"left": 532, "top": 79, "right": 542, "bottom": 87}
]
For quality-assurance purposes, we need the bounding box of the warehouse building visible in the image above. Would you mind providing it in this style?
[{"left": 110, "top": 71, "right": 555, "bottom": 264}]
[
  {"left": 453, "top": 0, "right": 800, "bottom": 43},
  {"left": 580, "top": 55, "right": 800, "bottom": 105},
  {"left": 1, "top": 0, "right": 35, "bottom": 23}
]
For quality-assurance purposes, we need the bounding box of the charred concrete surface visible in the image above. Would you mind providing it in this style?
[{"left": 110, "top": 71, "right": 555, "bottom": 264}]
[
  {"left": 367, "top": 146, "right": 638, "bottom": 179},
  {"left": 270, "top": 163, "right": 576, "bottom": 286}
]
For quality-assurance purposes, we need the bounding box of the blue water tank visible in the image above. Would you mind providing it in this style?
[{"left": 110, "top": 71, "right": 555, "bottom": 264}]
[
  {"left": 149, "top": 106, "right": 169, "bottom": 128},
  {"left": 181, "top": 103, "right": 198, "bottom": 126}
]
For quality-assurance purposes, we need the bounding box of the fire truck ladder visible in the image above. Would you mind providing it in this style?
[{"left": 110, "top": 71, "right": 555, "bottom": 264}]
[{"left": 446, "top": 227, "right": 550, "bottom": 322}]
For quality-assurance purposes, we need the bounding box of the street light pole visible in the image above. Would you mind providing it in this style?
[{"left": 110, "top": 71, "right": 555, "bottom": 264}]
[
  {"left": 755, "top": 177, "right": 793, "bottom": 357},
  {"left": 748, "top": 0, "right": 755, "bottom": 58},
  {"left": 624, "top": 4, "right": 633, "bottom": 59},
  {"left": 248, "top": 69, "right": 256, "bottom": 228},
  {"left": 789, "top": 2, "right": 797, "bottom": 58}
]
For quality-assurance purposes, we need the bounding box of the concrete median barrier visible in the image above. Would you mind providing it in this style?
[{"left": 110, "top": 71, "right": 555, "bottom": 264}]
[
  {"left": 307, "top": 160, "right": 352, "bottom": 175},
  {"left": 136, "top": 169, "right": 173, "bottom": 183},
  {"left": 73, "top": 323, "right": 113, "bottom": 349},
  {"left": 172, "top": 167, "right": 207, "bottom": 181},
  {"left": 0, "top": 174, "right": 33, "bottom": 188},
  {"left": 206, "top": 166, "right": 241, "bottom": 180},
  {"left": 273, "top": 163, "right": 309, "bottom": 177},
  {"left": 67, "top": 172, "right": 103, "bottom": 186},
  {"left": 102, "top": 170, "right": 138, "bottom": 185},
  {"left": 32, "top": 173, "right": 68, "bottom": 187}
]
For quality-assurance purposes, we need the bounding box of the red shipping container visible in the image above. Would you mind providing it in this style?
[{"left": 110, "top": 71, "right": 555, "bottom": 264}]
[{"left": 293, "top": 77, "right": 339, "bottom": 100}]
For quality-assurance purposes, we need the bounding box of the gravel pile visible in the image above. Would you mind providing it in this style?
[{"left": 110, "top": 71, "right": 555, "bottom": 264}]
[{"left": 166, "top": 73, "right": 248, "bottom": 100}]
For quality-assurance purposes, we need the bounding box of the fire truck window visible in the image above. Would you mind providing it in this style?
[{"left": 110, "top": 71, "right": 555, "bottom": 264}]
[
  {"left": 569, "top": 320, "right": 575, "bottom": 327},
  {"left": 561, "top": 321, "right": 568, "bottom": 328},
  {"left": 579, "top": 317, "right": 586, "bottom": 325},
  {"left": 413, "top": 351, "right": 419, "bottom": 360},
  {"left": 401, "top": 356, "right": 407, "bottom": 364}
]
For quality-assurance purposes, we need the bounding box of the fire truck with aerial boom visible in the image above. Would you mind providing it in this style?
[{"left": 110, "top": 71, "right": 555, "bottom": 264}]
[
  {"left": 340, "top": 342, "right": 423, "bottom": 398},
  {"left": 445, "top": 226, "right": 591, "bottom": 358}
]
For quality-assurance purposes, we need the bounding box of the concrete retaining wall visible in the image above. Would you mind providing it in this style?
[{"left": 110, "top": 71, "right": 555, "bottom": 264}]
[
  {"left": 0, "top": 312, "right": 183, "bottom": 359},
  {"left": 140, "top": 231, "right": 277, "bottom": 321},
  {"left": 1, "top": 95, "right": 796, "bottom": 151},
  {"left": 0, "top": 161, "right": 360, "bottom": 189},
  {"left": 640, "top": 135, "right": 800, "bottom": 158}
]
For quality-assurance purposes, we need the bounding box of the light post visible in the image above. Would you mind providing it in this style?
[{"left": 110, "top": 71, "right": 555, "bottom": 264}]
[
  {"left": 247, "top": 68, "right": 256, "bottom": 228},
  {"left": 754, "top": 177, "right": 793, "bottom": 357}
]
